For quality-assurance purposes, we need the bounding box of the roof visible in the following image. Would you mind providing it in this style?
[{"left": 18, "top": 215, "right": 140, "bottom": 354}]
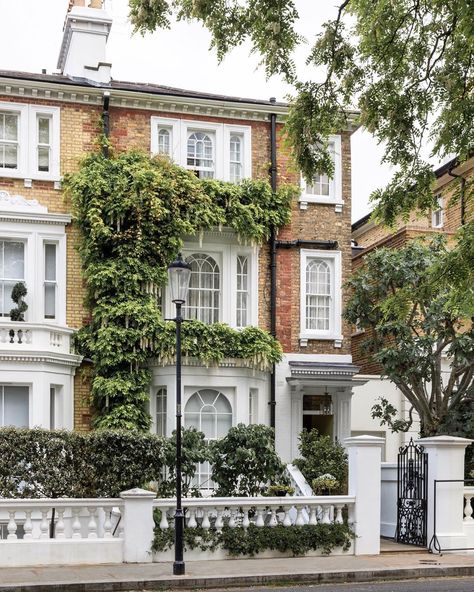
[{"left": 0, "top": 69, "right": 286, "bottom": 108}]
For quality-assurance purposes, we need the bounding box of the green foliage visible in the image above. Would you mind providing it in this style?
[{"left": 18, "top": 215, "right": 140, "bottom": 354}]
[
  {"left": 127, "top": 0, "right": 474, "bottom": 314},
  {"left": 437, "top": 398, "right": 474, "bottom": 478},
  {"left": 152, "top": 321, "right": 282, "bottom": 371},
  {"left": 293, "top": 429, "right": 348, "bottom": 493},
  {"left": 266, "top": 484, "right": 295, "bottom": 496},
  {"left": 0, "top": 427, "right": 163, "bottom": 498},
  {"left": 9, "top": 281, "right": 28, "bottom": 322},
  {"left": 210, "top": 423, "right": 289, "bottom": 497},
  {"left": 64, "top": 150, "right": 295, "bottom": 429},
  {"left": 345, "top": 237, "right": 474, "bottom": 436},
  {"left": 0, "top": 427, "right": 208, "bottom": 499},
  {"left": 152, "top": 522, "right": 353, "bottom": 556}
]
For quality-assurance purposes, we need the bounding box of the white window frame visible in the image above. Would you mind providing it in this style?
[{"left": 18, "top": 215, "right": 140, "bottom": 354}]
[
  {"left": 150, "top": 118, "right": 251, "bottom": 183},
  {"left": 165, "top": 240, "right": 258, "bottom": 328},
  {"left": 43, "top": 241, "right": 58, "bottom": 320},
  {"left": 300, "top": 249, "right": 342, "bottom": 343},
  {"left": 0, "top": 384, "right": 30, "bottom": 428},
  {"left": 150, "top": 116, "right": 180, "bottom": 161},
  {"left": 0, "top": 102, "right": 60, "bottom": 181},
  {"left": 223, "top": 124, "right": 252, "bottom": 182},
  {"left": 432, "top": 194, "right": 444, "bottom": 228},
  {"left": 299, "top": 135, "right": 343, "bottom": 212},
  {"left": 182, "top": 120, "right": 223, "bottom": 179},
  {"left": 0, "top": 238, "right": 26, "bottom": 318}
]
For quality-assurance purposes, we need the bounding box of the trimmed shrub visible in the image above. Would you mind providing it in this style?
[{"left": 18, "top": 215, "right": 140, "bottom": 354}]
[{"left": 293, "top": 429, "right": 348, "bottom": 494}]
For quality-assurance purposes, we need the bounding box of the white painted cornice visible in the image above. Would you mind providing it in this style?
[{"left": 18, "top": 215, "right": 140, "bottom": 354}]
[{"left": 0, "top": 191, "right": 71, "bottom": 225}]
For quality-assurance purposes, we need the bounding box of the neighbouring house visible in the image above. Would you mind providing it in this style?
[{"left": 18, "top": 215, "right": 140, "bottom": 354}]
[
  {"left": 0, "top": 0, "right": 365, "bottom": 466},
  {"left": 350, "top": 156, "right": 474, "bottom": 461}
]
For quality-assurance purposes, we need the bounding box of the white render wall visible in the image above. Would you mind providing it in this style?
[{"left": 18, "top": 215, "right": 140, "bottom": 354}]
[{"left": 351, "top": 375, "right": 419, "bottom": 462}]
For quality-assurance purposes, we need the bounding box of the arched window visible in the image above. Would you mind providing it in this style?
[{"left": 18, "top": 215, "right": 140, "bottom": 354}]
[
  {"left": 185, "top": 389, "right": 233, "bottom": 489},
  {"left": 187, "top": 132, "right": 214, "bottom": 178},
  {"left": 229, "top": 135, "right": 242, "bottom": 183},
  {"left": 184, "top": 254, "right": 220, "bottom": 323},
  {"left": 184, "top": 389, "right": 232, "bottom": 440},
  {"left": 157, "top": 128, "right": 170, "bottom": 155},
  {"left": 305, "top": 259, "right": 331, "bottom": 331}
]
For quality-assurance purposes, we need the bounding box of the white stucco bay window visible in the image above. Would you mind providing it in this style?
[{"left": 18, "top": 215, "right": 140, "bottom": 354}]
[
  {"left": 165, "top": 231, "right": 258, "bottom": 328},
  {"left": 300, "top": 249, "right": 342, "bottom": 345},
  {"left": 299, "top": 135, "right": 343, "bottom": 212},
  {"left": 151, "top": 117, "right": 251, "bottom": 182},
  {"left": 0, "top": 102, "right": 60, "bottom": 182},
  {"left": 0, "top": 190, "right": 81, "bottom": 430}
]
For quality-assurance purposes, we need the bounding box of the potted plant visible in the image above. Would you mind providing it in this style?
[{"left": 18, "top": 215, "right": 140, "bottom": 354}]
[
  {"left": 267, "top": 484, "right": 295, "bottom": 497},
  {"left": 311, "top": 474, "right": 339, "bottom": 495},
  {"left": 9, "top": 282, "right": 28, "bottom": 321}
]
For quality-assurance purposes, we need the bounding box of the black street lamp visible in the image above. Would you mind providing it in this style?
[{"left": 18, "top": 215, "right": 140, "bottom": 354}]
[{"left": 167, "top": 254, "right": 191, "bottom": 576}]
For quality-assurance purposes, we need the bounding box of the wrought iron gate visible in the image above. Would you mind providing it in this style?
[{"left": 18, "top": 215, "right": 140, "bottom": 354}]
[{"left": 397, "top": 438, "right": 428, "bottom": 546}]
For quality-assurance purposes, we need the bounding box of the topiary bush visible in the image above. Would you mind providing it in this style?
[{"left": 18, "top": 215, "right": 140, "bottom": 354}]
[
  {"left": 210, "top": 423, "right": 289, "bottom": 496},
  {"left": 293, "top": 429, "right": 348, "bottom": 494}
]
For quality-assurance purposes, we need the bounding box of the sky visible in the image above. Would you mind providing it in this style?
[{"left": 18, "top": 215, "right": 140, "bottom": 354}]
[{"left": 0, "top": 0, "right": 395, "bottom": 222}]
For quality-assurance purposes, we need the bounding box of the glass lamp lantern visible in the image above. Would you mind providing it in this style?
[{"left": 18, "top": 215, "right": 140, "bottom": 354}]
[{"left": 168, "top": 254, "right": 192, "bottom": 304}]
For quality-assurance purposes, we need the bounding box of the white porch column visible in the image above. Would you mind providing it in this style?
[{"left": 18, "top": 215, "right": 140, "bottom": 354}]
[
  {"left": 334, "top": 389, "right": 352, "bottom": 442},
  {"left": 290, "top": 390, "right": 303, "bottom": 460},
  {"left": 120, "top": 488, "right": 156, "bottom": 563},
  {"left": 345, "top": 435, "right": 384, "bottom": 555},
  {"left": 418, "top": 435, "right": 472, "bottom": 552}
]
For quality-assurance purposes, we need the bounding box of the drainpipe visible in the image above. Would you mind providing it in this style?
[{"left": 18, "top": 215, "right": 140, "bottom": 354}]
[
  {"left": 447, "top": 167, "right": 466, "bottom": 226},
  {"left": 269, "top": 99, "right": 277, "bottom": 431},
  {"left": 102, "top": 91, "right": 110, "bottom": 158}
]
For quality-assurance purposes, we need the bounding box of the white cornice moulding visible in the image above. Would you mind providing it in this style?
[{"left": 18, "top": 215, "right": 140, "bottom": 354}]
[{"left": 0, "top": 191, "right": 71, "bottom": 225}]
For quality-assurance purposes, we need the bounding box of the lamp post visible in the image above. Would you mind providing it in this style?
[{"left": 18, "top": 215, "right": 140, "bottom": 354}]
[{"left": 167, "top": 254, "right": 191, "bottom": 576}]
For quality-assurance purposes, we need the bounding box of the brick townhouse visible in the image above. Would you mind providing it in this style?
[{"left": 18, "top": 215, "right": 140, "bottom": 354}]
[
  {"left": 0, "top": 0, "right": 362, "bottom": 463},
  {"left": 349, "top": 156, "right": 474, "bottom": 461}
]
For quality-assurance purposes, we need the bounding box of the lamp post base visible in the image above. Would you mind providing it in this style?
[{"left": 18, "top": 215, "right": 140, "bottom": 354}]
[{"left": 173, "top": 561, "right": 185, "bottom": 575}]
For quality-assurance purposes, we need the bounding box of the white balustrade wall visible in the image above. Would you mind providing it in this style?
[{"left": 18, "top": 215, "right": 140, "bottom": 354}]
[
  {"left": 0, "top": 498, "right": 123, "bottom": 567},
  {"left": 463, "top": 485, "right": 474, "bottom": 548},
  {"left": 0, "top": 436, "right": 384, "bottom": 566}
]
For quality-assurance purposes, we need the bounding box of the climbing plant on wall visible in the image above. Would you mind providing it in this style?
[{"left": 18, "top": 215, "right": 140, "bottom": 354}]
[{"left": 64, "top": 150, "right": 297, "bottom": 430}]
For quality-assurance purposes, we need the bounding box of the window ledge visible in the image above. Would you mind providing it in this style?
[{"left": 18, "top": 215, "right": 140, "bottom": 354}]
[
  {"left": 299, "top": 196, "right": 344, "bottom": 213},
  {"left": 299, "top": 334, "right": 344, "bottom": 348}
]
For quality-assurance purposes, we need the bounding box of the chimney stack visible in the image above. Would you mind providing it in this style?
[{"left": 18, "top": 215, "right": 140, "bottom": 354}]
[{"left": 58, "top": 0, "right": 112, "bottom": 83}]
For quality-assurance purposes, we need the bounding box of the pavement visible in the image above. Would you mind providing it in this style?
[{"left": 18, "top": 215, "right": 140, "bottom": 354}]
[{"left": 1, "top": 545, "right": 474, "bottom": 591}]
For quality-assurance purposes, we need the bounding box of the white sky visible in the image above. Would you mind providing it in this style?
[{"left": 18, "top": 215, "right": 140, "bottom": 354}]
[{"left": 0, "top": 0, "right": 395, "bottom": 222}]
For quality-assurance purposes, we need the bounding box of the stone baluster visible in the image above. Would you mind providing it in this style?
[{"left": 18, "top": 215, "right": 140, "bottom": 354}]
[
  {"left": 335, "top": 504, "right": 344, "bottom": 524},
  {"left": 56, "top": 508, "right": 66, "bottom": 538},
  {"left": 201, "top": 508, "right": 210, "bottom": 529},
  {"left": 228, "top": 507, "right": 236, "bottom": 528},
  {"left": 255, "top": 507, "right": 265, "bottom": 527},
  {"left": 295, "top": 505, "right": 305, "bottom": 526},
  {"left": 215, "top": 507, "right": 224, "bottom": 530},
  {"left": 7, "top": 511, "right": 17, "bottom": 539},
  {"left": 268, "top": 507, "right": 278, "bottom": 527},
  {"left": 40, "top": 510, "right": 49, "bottom": 539},
  {"left": 103, "top": 508, "right": 113, "bottom": 538},
  {"left": 23, "top": 510, "right": 33, "bottom": 540},
  {"left": 72, "top": 508, "right": 82, "bottom": 538},
  {"left": 321, "top": 504, "right": 331, "bottom": 524},
  {"left": 242, "top": 508, "right": 250, "bottom": 528},
  {"left": 87, "top": 507, "right": 98, "bottom": 539},
  {"left": 187, "top": 508, "right": 197, "bottom": 528},
  {"left": 464, "top": 495, "right": 473, "bottom": 521},
  {"left": 308, "top": 505, "right": 318, "bottom": 525},
  {"left": 159, "top": 507, "right": 169, "bottom": 529}
]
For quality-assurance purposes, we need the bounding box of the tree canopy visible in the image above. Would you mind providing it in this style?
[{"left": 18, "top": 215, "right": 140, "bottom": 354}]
[
  {"left": 345, "top": 237, "right": 474, "bottom": 436},
  {"left": 128, "top": 0, "right": 473, "bottom": 225}
]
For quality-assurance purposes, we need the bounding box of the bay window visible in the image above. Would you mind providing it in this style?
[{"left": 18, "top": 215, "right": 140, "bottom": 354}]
[
  {"left": 156, "top": 387, "right": 167, "bottom": 437},
  {"left": 151, "top": 118, "right": 251, "bottom": 182},
  {"left": 184, "top": 253, "right": 220, "bottom": 323},
  {"left": 236, "top": 255, "right": 248, "bottom": 328}
]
